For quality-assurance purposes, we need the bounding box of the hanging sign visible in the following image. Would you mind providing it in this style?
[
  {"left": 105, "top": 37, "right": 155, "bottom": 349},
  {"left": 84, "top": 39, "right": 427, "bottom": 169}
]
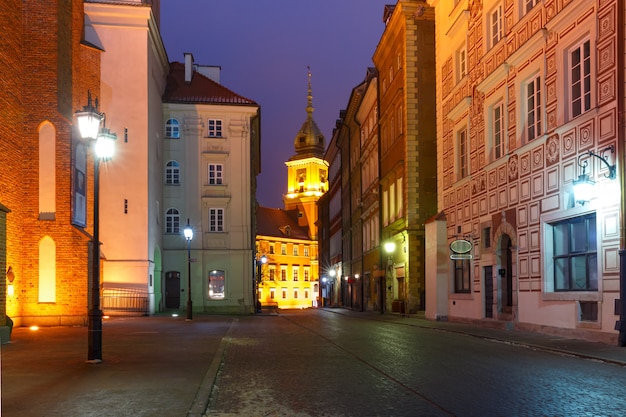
[{"left": 450, "top": 239, "right": 473, "bottom": 260}]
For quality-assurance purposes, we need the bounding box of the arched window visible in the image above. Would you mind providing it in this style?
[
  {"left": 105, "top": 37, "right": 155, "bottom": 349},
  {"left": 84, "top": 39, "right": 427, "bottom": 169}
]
[
  {"left": 165, "top": 160, "right": 180, "bottom": 185},
  {"left": 165, "top": 208, "right": 180, "bottom": 234},
  {"left": 39, "top": 236, "right": 56, "bottom": 302},
  {"left": 165, "top": 118, "right": 180, "bottom": 138},
  {"left": 39, "top": 122, "right": 56, "bottom": 218}
]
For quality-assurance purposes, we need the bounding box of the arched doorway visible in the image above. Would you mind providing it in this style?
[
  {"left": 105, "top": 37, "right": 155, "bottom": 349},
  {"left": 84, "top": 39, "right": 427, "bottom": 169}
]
[
  {"left": 499, "top": 234, "right": 513, "bottom": 318},
  {"left": 492, "top": 212, "right": 517, "bottom": 322}
]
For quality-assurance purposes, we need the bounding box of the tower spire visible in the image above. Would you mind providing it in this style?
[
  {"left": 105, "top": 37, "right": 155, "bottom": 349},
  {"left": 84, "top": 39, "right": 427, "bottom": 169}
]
[{"left": 306, "top": 66, "right": 314, "bottom": 117}]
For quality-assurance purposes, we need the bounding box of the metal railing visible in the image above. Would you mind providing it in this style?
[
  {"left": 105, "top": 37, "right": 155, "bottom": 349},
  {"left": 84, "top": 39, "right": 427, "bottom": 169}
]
[{"left": 102, "top": 288, "right": 149, "bottom": 316}]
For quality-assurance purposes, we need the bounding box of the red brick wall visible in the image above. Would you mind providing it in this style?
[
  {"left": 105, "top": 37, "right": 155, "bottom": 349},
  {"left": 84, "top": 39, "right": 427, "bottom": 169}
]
[{"left": 0, "top": 0, "right": 102, "bottom": 325}]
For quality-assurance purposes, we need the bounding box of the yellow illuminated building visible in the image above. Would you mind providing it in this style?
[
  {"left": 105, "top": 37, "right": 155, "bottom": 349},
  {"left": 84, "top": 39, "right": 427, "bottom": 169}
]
[{"left": 256, "top": 69, "right": 327, "bottom": 310}]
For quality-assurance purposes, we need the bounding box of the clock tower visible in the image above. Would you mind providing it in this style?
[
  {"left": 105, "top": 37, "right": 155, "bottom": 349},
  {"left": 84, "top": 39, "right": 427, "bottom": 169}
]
[{"left": 283, "top": 68, "right": 328, "bottom": 240}]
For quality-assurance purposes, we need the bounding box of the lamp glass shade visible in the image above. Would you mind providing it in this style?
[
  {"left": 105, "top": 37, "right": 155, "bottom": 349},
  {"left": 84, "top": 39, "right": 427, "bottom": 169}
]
[
  {"left": 573, "top": 174, "right": 595, "bottom": 203},
  {"left": 95, "top": 128, "right": 116, "bottom": 159},
  {"left": 76, "top": 110, "right": 103, "bottom": 141},
  {"left": 184, "top": 225, "right": 193, "bottom": 241},
  {"left": 384, "top": 241, "right": 396, "bottom": 254},
  {"left": 260, "top": 255, "right": 267, "bottom": 264}
]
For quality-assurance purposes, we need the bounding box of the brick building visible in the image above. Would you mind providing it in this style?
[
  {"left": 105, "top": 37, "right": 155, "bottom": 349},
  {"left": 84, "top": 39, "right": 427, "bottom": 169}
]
[{"left": 0, "top": 0, "right": 102, "bottom": 329}]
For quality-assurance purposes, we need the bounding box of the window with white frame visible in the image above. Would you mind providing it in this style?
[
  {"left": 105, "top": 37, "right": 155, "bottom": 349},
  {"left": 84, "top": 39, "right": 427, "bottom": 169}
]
[
  {"left": 304, "top": 268, "right": 310, "bottom": 281},
  {"left": 293, "top": 246, "right": 299, "bottom": 256},
  {"left": 165, "top": 118, "right": 179, "bottom": 138},
  {"left": 456, "top": 45, "right": 467, "bottom": 81},
  {"left": 453, "top": 259, "right": 471, "bottom": 293},
  {"left": 269, "top": 266, "right": 275, "bottom": 281},
  {"left": 569, "top": 38, "right": 591, "bottom": 119},
  {"left": 165, "top": 208, "right": 180, "bottom": 234},
  {"left": 458, "top": 127, "right": 469, "bottom": 179},
  {"left": 303, "top": 246, "right": 309, "bottom": 257},
  {"left": 382, "top": 189, "right": 389, "bottom": 226},
  {"left": 208, "top": 119, "right": 223, "bottom": 137},
  {"left": 488, "top": 3, "right": 503, "bottom": 50},
  {"left": 281, "top": 244, "right": 286, "bottom": 255},
  {"left": 492, "top": 102, "right": 505, "bottom": 160},
  {"left": 396, "top": 177, "right": 403, "bottom": 218},
  {"left": 293, "top": 268, "right": 299, "bottom": 281},
  {"left": 208, "top": 163, "right": 223, "bottom": 185},
  {"left": 208, "top": 270, "right": 225, "bottom": 299},
  {"left": 280, "top": 266, "right": 287, "bottom": 281},
  {"left": 209, "top": 208, "right": 224, "bottom": 232},
  {"left": 389, "top": 182, "right": 396, "bottom": 222},
  {"left": 549, "top": 214, "right": 598, "bottom": 292},
  {"left": 165, "top": 160, "right": 180, "bottom": 185},
  {"left": 524, "top": 0, "right": 540, "bottom": 15},
  {"left": 525, "top": 75, "right": 542, "bottom": 142}
]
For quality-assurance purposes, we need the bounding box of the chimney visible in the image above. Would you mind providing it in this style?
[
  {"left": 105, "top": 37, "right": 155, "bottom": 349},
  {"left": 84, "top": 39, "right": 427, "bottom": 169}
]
[{"left": 184, "top": 52, "right": 194, "bottom": 83}]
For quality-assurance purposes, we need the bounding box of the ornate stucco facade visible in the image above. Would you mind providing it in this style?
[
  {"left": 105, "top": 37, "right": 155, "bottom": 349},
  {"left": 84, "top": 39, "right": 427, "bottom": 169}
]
[{"left": 427, "top": 0, "right": 625, "bottom": 343}]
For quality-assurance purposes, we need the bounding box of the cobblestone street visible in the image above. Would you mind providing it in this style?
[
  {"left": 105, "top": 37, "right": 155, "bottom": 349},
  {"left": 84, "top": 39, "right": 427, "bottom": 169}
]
[{"left": 206, "top": 309, "right": 626, "bottom": 417}]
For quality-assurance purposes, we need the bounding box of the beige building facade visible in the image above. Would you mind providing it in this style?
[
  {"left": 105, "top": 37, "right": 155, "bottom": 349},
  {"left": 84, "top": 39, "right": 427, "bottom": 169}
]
[{"left": 162, "top": 55, "right": 260, "bottom": 315}]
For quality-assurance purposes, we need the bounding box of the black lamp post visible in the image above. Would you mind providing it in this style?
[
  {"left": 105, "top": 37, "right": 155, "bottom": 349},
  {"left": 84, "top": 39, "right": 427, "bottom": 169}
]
[
  {"left": 384, "top": 241, "right": 396, "bottom": 315},
  {"left": 255, "top": 255, "right": 267, "bottom": 313},
  {"left": 75, "top": 92, "right": 116, "bottom": 363},
  {"left": 184, "top": 219, "right": 194, "bottom": 320}
]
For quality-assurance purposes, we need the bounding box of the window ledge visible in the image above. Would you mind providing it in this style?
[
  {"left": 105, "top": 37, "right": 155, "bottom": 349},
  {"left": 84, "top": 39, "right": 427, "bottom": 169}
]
[
  {"left": 449, "top": 292, "right": 473, "bottom": 300},
  {"left": 542, "top": 292, "right": 599, "bottom": 302}
]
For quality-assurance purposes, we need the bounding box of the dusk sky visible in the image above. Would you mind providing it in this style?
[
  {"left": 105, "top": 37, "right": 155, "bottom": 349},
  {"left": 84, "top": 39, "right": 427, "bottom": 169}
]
[{"left": 160, "top": 0, "right": 391, "bottom": 208}]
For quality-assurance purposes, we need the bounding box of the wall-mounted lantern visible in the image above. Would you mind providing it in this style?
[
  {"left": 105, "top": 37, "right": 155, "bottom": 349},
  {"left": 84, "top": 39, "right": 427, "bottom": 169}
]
[{"left": 573, "top": 145, "right": 616, "bottom": 205}]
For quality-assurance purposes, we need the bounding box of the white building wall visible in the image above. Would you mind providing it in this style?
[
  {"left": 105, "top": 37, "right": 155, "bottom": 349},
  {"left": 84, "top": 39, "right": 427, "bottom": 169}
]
[{"left": 86, "top": 3, "right": 168, "bottom": 313}]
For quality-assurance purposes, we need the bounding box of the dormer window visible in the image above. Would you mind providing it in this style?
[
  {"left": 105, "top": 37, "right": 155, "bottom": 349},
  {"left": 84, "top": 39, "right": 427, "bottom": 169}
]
[{"left": 165, "top": 118, "right": 180, "bottom": 138}]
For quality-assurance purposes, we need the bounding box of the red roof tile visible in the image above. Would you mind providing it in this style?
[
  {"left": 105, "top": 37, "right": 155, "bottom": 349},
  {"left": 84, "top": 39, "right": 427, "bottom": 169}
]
[
  {"left": 256, "top": 206, "right": 311, "bottom": 241},
  {"left": 163, "top": 62, "right": 257, "bottom": 106}
]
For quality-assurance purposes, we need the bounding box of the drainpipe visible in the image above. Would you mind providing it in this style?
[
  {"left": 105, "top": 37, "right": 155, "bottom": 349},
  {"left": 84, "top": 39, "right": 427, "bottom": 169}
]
[{"left": 617, "top": 1, "right": 626, "bottom": 347}]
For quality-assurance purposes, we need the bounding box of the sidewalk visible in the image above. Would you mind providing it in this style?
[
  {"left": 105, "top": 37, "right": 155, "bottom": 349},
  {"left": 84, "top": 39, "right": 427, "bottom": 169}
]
[
  {"left": 323, "top": 307, "right": 626, "bottom": 367},
  {"left": 1, "top": 315, "right": 232, "bottom": 417}
]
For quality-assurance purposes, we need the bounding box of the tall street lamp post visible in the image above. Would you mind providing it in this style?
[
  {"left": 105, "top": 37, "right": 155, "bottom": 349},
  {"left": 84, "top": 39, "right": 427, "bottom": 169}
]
[
  {"left": 384, "top": 241, "right": 396, "bottom": 316},
  {"left": 184, "top": 219, "right": 194, "bottom": 320},
  {"left": 255, "top": 255, "right": 267, "bottom": 313},
  {"left": 75, "top": 92, "right": 117, "bottom": 363}
]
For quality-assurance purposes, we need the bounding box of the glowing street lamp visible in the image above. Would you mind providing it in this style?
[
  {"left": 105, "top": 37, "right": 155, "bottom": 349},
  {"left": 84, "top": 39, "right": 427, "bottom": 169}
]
[
  {"left": 184, "top": 219, "right": 194, "bottom": 320},
  {"left": 75, "top": 91, "right": 116, "bottom": 363}
]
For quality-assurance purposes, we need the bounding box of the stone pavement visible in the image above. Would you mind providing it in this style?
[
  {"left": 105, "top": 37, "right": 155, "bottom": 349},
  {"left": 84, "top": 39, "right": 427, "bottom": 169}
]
[
  {"left": 1, "top": 309, "right": 625, "bottom": 417},
  {"left": 325, "top": 308, "right": 626, "bottom": 368}
]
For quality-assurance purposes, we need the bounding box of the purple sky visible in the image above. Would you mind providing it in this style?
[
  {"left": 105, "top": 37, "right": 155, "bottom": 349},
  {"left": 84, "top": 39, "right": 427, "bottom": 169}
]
[{"left": 160, "top": 0, "right": 391, "bottom": 208}]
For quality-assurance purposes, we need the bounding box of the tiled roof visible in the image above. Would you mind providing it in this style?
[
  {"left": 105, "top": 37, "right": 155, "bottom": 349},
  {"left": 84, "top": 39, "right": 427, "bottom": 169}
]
[
  {"left": 163, "top": 62, "right": 257, "bottom": 106},
  {"left": 256, "top": 206, "right": 311, "bottom": 241}
]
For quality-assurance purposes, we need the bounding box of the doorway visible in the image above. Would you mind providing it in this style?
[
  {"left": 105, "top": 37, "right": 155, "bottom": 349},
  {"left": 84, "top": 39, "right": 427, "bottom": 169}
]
[
  {"left": 499, "top": 235, "right": 513, "bottom": 316},
  {"left": 165, "top": 271, "right": 180, "bottom": 309},
  {"left": 484, "top": 266, "right": 493, "bottom": 318}
]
